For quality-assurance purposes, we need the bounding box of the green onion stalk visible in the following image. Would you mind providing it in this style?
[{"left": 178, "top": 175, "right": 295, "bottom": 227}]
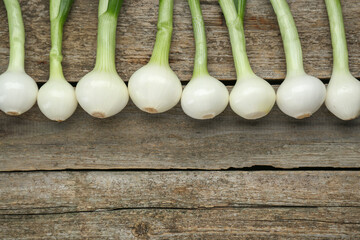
[
  {"left": 324, "top": 0, "right": 360, "bottom": 120},
  {"left": 37, "top": 0, "right": 77, "bottom": 122},
  {"left": 219, "top": 0, "right": 275, "bottom": 119},
  {"left": 76, "top": 0, "right": 129, "bottom": 118},
  {"left": 270, "top": 0, "right": 326, "bottom": 119},
  {"left": 128, "top": 0, "right": 182, "bottom": 114},
  {"left": 181, "top": 0, "right": 229, "bottom": 120},
  {"left": 0, "top": 0, "right": 38, "bottom": 116}
]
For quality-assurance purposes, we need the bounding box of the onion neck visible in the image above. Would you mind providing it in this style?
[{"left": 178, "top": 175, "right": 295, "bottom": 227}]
[
  {"left": 149, "top": 0, "right": 173, "bottom": 67},
  {"left": 188, "top": 0, "right": 209, "bottom": 78},
  {"left": 325, "top": 0, "right": 349, "bottom": 75},
  {"left": 49, "top": 0, "right": 74, "bottom": 80},
  {"left": 49, "top": 20, "right": 65, "bottom": 80},
  {"left": 219, "top": 0, "right": 254, "bottom": 79},
  {"left": 270, "top": 0, "right": 305, "bottom": 78},
  {"left": 4, "top": 0, "right": 25, "bottom": 72},
  {"left": 94, "top": 14, "right": 117, "bottom": 73},
  {"left": 94, "top": 0, "right": 123, "bottom": 73}
]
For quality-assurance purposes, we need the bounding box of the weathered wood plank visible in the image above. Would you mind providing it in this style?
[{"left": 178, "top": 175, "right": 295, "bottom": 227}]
[
  {"left": 1, "top": 171, "right": 359, "bottom": 239},
  {"left": 0, "top": 0, "right": 359, "bottom": 82},
  {"left": 0, "top": 93, "right": 359, "bottom": 171},
  {"left": 1, "top": 208, "right": 359, "bottom": 239},
  {"left": 0, "top": 171, "right": 359, "bottom": 215}
]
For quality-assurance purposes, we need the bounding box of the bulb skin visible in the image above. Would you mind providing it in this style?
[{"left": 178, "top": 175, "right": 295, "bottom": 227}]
[
  {"left": 128, "top": 64, "right": 182, "bottom": 114},
  {"left": 181, "top": 75, "right": 229, "bottom": 119},
  {"left": 230, "top": 76, "right": 276, "bottom": 119},
  {"left": 76, "top": 71, "right": 129, "bottom": 118},
  {"left": 276, "top": 74, "right": 326, "bottom": 119},
  {"left": 325, "top": 72, "right": 360, "bottom": 120},
  {"left": 0, "top": 70, "right": 38, "bottom": 115},
  {"left": 37, "top": 79, "right": 77, "bottom": 121}
]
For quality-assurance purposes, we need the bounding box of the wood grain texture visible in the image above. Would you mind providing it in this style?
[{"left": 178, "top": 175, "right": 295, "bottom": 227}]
[
  {"left": 1, "top": 208, "right": 360, "bottom": 239},
  {"left": 1, "top": 171, "right": 359, "bottom": 215},
  {"left": 1, "top": 171, "right": 359, "bottom": 239},
  {"left": 0, "top": 0, "right": 359, "bottom": 82},
  {"left": 0, "top": 92, "right": 359, "bottom": 171}
]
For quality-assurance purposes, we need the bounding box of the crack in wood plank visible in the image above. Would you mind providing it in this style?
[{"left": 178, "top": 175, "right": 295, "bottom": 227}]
[
  {"left": 1, "top": 207, "right": 360, "bottom": 226},
  {"left": 1, "top": 167, "right": 360, "bottom": 173},
  {"left": 2, "top": 205, "right": 360, "bottom": 217}
]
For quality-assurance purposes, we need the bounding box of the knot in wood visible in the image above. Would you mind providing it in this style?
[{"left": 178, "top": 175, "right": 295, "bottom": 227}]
[{"left": 132, "top": 222, "right": 150, "bottom": 238}]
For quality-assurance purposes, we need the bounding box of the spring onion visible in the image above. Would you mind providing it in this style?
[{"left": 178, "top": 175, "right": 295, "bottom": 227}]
[
  {"left": 324, "top": 0, "right": 360, "bottom": 120},
  {"left": 270, "top": 0, "right": 326, "bottom": 119},
  {"left": 219, "top": 0, "right": 276, "bottom": 119},
  {"left": 128, "top": 0, "right": 182, "bottom": 114},
  {"left": 37, "top": 0, "right": 77, "bottom": 122},
  {"left": 180, "top": 0, "right": 229, "bottom": 120},
  {"left": 76, "top": 0, "right": 129, "bottom": 118},
  {"left": 0, "top": 0, "right": 38, "bottom": 116}
]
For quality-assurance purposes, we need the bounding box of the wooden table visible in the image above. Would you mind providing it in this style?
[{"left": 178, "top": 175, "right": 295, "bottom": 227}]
[{"left": 1, "top": 0, "right": 359, "bottom": 238}]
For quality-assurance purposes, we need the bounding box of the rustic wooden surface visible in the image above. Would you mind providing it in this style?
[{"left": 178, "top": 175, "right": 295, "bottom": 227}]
[
  {"left": 2, "top": 207, "right": 359, "bottom": 239},
  {"left": 0, "top": 0, "right": 359, "bottom": 82},
  {"left": 0, "top": 0, "right": 360, "bottom": 238},
  {"left": 1, "top": 171, "right": 360, "bottom": 239},
  {"left": 1, "top": 96, "right": 360, "bottom": 171},
  {"left": 2, "top": 208, "right": 360, "bottom": 239},
  {"left": 1, "top": 171, "right": 360, "bottom": 213}
]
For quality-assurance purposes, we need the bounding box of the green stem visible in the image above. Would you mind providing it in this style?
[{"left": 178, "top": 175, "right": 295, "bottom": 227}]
[
  {"left": 94, "top": 0, "right": 123, "bottom": 72},
  {"left": 3, "top": 0, "right": 25, "bottom": 72},
  {"left": 219, "top": 0, "right": 254, "bottom": 79},
  {"left": 325, "top": 0, "right": 349, "bottom": 74},
  {"left": 270, "top": 0, "right": 305, "bottom": 77},
  {"left": 49, "top": 0, "right": 74, "bottom": 80},
  {"left": 149, "top": 0, "right": 173, "bottom": 66},
  {"left": 188, "top": 0, "right": 208, "bottom": 78}
]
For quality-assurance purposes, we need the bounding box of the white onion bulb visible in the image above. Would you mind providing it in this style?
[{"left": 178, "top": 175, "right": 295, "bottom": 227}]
[
  {"left": 325, "top": 72, "right": 360, "bottom": 120},
  {"left": 76, "top": 71, "right": 129, "bottom": 118},
  {"left": 230, "top": 76, "right": 275, "bottom": 119},
  {"left": 181, "top": 75, "right": 229, "bottom": 119},
  {"left": 0, "top": 71, "right": 38, "bottom": 115},
  {"left": 128, "top": 64, "right": 182, "bottom": 114},
  {"left": 276, "top": 74, "right": 326, "bottom": 119},
  {"left": 37, "top": 79, "right": 77, "bottom": 121}
]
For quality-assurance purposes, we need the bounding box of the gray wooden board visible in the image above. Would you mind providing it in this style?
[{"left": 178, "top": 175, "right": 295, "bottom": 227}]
[
  {"left": 0, "top": 171, "right": 359, "bottom": 214},
  {"left": 0, "top": 0, "right": 359, "bottom": 82},
  {"left": 0, "top": 171, "right": 359, "bottom": 239},
  {"left": 1, "top": 208, "right": 360, "bottom": 239},
  {"left": 0, "top": 92, "right": 359, "bottom": 171}
]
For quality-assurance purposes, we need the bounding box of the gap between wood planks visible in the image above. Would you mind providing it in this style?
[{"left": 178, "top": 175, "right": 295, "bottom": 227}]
[
  {"left": 2, "top": 166, "right": 360, "bottom": 173},
  {"left": 32, "top": 78, "right": 360, "bottom": 87},
  {"left": 37, "top": 78, "right": 339, "bottom": 87}
]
